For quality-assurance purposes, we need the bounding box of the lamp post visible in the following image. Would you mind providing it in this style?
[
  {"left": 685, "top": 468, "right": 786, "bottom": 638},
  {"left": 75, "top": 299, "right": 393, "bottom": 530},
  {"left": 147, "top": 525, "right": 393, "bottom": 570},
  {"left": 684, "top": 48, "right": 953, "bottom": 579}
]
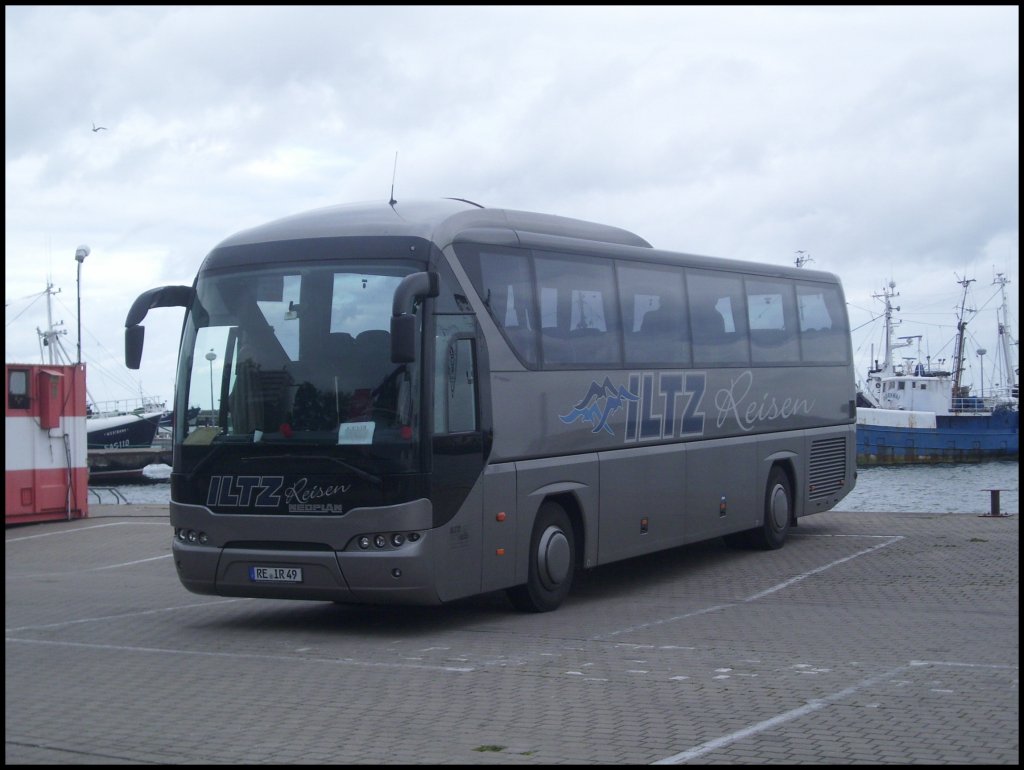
[
  {"left": 205, "top": 348, "right": 217, "bottom": 420},
  {"left": 976, "top": 348, "right": 986, "bottom": 399},
  {"left": 74, "top": 245, "right": 90, "bottom": 364}
]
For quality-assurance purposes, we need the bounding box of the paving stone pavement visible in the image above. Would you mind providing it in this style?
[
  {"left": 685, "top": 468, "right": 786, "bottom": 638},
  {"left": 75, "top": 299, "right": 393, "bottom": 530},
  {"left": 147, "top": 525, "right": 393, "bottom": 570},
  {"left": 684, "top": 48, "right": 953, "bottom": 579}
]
[{"left": 5, "top": 505, "right": 1018, "bottom": 764}]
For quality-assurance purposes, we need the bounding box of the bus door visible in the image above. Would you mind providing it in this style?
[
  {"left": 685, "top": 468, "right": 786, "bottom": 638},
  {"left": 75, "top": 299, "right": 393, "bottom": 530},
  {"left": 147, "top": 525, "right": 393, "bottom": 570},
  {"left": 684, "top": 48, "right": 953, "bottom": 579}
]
[{"left": 431, "top": 315, "right": 494, "bottom": 601}]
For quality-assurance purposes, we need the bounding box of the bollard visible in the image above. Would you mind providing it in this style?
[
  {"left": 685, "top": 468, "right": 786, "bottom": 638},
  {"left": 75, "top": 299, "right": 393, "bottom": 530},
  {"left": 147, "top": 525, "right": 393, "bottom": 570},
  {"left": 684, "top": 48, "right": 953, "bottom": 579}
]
[{"left": 980, "top": 488, "right": 1010, "bottom": 518}]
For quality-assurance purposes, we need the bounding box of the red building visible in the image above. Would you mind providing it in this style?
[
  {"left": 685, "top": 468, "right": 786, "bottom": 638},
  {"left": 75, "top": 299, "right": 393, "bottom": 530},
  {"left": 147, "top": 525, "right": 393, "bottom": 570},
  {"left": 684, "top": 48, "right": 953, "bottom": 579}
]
[{"left": 5, "top": 363, "right": 89, "bottom": 525}]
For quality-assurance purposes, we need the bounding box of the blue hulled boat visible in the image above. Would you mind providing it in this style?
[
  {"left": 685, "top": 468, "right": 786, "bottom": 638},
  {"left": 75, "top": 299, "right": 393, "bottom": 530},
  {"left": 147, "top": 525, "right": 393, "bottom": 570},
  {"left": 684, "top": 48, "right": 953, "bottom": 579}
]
[{"left": 856, "top": 276, "right": 1018, "bottom": 465}]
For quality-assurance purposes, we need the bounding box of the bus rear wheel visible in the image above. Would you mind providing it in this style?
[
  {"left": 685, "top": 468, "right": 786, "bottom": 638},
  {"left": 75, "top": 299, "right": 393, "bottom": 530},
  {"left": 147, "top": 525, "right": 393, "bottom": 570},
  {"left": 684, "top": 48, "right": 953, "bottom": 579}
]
[
  {"left": 752, "top": 466, "right": 791, "bottom": 550},
  {"left": 725, "top": 465, "right": 791, "bottom": 550},
  {"left": 507, "top": 501, "right": 576, "bottom": 612}
]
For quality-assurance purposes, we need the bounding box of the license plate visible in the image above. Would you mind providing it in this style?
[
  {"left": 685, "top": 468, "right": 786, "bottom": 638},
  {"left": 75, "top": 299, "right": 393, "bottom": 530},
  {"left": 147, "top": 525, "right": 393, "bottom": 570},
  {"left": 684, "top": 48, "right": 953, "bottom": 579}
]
[{"left": 249, "top": 566, "right": 303, "bottom": 583}]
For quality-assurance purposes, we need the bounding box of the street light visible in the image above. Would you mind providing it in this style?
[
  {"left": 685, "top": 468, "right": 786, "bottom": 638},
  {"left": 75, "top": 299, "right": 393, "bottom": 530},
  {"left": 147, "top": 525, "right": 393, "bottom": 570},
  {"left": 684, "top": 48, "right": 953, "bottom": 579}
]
[
  {"left": 74, "top": 245, "right": 90, "bottom": 364},
  {"left": 977, "top": 348, "right": 987, "bottom": 399},
  {"left": 205, "top": 348, "right": 217, "bottom": 419}
]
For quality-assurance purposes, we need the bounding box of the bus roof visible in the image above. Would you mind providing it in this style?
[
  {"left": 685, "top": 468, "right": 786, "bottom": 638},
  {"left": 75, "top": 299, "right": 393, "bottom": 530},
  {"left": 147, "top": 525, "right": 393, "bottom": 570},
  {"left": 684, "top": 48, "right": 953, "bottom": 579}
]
[
  {"left": 214, "top": 198, "right": 652, "bottom": 251},
  {"left": 209, "top": 198, "right": 841, "bottom": 285}
]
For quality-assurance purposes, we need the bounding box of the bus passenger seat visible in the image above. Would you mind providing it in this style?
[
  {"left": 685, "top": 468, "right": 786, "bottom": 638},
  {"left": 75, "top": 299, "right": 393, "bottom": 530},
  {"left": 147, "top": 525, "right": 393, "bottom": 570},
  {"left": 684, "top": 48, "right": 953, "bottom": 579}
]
[
  {"left": 568, "top": 326, "right": 604, "bottom": 363},
  {"left": 640, "top": 306, "right": 675, "bottom": 336},
  {"left": 354, "top": 329, "right": 393, "bottom": 387},
  {"left": 690, "top": 306, "right": 728, "bottom": 362},
  {"left": 691, "top": 306, "right": 725, "bottom": 337},
  {"left": 328, "top": 331, "right": 356, "bottom": 355},
  {"left": 323, "top": 332, "right": 357, "bottom": 392},
  {"left": 257, "top": 369, "right": 293, "bottom": 429},
  {"left": 541, "top": 327, "right": 572, "bottom": 365}
]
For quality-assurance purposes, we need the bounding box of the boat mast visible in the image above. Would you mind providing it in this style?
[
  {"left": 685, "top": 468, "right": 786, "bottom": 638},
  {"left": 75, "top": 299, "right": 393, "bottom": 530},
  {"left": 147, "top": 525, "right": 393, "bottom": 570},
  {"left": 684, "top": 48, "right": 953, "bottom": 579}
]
[
  {"left": 35, "top": 278, "right": 105, "bottom": 411},
  {"left": 951, "top": 276, "right": 974, "bottom": 400},
  {"left": 993, "top": 273, "right": 1017, "bottom": 395},
  {"left": 872, "top": 281, "right": 907, "bottom": 374},
  {"left": 37, "top": 279, "right": 70, "bottom": 366}
]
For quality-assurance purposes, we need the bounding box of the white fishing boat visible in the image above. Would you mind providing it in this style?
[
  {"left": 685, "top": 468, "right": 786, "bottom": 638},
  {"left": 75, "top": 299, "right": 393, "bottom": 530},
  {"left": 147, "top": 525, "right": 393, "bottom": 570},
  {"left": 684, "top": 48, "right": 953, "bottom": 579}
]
[{"left": 855, "top": 274, "right": 1018, "bottom": 464}]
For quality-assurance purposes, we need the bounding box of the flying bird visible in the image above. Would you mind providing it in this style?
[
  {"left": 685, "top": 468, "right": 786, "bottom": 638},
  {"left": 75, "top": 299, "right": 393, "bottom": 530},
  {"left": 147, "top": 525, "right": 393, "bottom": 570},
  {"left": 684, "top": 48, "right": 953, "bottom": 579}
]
[{"left": 92, "top": 122, "right": 107, "bottom": 132}]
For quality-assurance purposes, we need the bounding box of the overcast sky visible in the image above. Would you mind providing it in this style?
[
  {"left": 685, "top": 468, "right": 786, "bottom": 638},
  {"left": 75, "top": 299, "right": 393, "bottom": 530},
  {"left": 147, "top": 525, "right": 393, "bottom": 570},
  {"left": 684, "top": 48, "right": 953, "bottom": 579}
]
[{"left": 5, "top": 5, "right": 1019, "bottom": 410}]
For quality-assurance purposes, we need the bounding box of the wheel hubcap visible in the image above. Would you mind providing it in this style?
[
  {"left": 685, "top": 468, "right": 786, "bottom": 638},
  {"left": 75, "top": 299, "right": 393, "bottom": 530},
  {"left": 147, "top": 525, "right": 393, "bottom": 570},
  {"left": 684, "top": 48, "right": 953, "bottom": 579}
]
[
  {"left": 537, "top": 526, "right": 571, "bottom": 589},
  {"left": 769, "top": 484, "right": 790, "bottom": 530}
]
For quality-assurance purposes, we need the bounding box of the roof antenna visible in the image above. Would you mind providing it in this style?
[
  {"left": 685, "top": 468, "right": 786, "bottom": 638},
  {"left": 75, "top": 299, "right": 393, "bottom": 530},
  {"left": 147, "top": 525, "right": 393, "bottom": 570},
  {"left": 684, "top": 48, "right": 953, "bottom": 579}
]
[{"left": 388, "top": 151, "right": 398, "bottom": 206}]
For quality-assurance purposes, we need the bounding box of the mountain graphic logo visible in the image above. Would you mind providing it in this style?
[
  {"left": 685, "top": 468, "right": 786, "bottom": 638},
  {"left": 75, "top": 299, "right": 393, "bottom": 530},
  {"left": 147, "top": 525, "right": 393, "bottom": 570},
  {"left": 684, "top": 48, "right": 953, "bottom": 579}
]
[{"left": 559, "top": 377, "right": 640, "bottom": 435}]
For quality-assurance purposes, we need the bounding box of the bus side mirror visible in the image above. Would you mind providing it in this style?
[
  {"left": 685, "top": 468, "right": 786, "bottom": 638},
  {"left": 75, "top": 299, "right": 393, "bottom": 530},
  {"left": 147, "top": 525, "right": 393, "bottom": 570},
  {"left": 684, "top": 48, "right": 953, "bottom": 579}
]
[
  {"left": 123, "top": 284, "right": 197, "bottom": 369},
  {"left": 390, "top": 271, "right": 439, "bottom": 363},
  {"left": 126, "top": 325, "right": 145, "bottom": 369}
]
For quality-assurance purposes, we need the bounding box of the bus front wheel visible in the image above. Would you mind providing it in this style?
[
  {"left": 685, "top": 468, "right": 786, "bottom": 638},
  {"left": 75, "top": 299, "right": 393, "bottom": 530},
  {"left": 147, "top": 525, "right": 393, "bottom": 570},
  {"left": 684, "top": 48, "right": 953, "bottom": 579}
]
[{"left": 507, "top": 501, "right": 576, "bottom": 612}]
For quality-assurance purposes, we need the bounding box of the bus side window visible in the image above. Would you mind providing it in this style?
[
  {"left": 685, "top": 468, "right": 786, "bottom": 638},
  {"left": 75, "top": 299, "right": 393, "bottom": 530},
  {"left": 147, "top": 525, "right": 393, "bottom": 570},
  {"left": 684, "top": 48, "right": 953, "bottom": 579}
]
[
  {"left": 446, "top": 338, "right": 477, "bottom": 433},
  {"left": 435, "top": 316, "right": 477, "bottom": 434},
  {"left": 746, "top": 278, "right": 800, "bottom": 364},
  {"left": 477, "top": 249, "right": 538, "bottom": 366},
  {"left": 534, "top": 252, "right": 621, "bottom": 367},
  {"left": 617, "top": 263, "right": 690, "bottom": 366},
  {"left": 797, "top": 284, "right": 849, "bottom": 362},
  {"left": 687, "top": 270, "right": 750, "bottom": 364}
]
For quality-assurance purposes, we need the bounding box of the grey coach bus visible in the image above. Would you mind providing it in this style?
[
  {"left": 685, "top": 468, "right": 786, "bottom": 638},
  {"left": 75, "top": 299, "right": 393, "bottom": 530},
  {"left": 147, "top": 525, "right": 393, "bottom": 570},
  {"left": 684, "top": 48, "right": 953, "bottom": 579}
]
[{"left": 125, "top": 198, "right": 856, "bottom": 612}]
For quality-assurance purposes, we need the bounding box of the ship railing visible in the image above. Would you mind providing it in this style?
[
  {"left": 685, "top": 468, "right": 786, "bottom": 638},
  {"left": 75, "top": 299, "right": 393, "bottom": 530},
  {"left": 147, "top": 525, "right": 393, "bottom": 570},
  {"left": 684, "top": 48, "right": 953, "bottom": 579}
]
[
  {"left": 948, "top": 394, "right": 1018, "bottom": 413},
  {"left": 950, "top": 396, "right": 992, "bottom": 414},
  {"left": 87, "top": 396, "right": 167, "bottom": 418},
  {"left": 981, "top": 387, "right": 1020, "bottom": 411}
]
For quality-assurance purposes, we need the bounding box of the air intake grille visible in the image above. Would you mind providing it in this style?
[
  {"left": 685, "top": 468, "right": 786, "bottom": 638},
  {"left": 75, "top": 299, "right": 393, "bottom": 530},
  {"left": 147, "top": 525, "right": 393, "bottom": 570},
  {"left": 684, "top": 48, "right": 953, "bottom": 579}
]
[{"left": 808, "top": 437, "right": 847, "bottom": 500}]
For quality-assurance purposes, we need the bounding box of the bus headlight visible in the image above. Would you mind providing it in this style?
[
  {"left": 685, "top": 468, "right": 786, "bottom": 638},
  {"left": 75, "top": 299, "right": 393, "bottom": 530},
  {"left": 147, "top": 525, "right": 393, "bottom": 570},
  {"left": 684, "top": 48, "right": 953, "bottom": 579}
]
[
  {"left": 350, "top": 532, "right": 421, "bottom": 551},
  {"left": 175, "top": 528, "right": 209, "bottom": 545}
]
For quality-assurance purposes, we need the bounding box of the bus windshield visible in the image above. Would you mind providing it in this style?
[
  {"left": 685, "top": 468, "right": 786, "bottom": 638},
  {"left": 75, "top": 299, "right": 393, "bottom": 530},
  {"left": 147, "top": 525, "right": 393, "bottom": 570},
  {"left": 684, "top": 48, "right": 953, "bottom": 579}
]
[{"left": 174, "top": 260, "right": 422, "bottom": 475}]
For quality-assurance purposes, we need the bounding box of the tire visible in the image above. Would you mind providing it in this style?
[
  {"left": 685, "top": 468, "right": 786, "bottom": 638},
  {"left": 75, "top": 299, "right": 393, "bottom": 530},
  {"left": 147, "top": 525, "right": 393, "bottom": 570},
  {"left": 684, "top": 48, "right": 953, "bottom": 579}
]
[
  {"left": 724, "top": 465, "right": 792, "bottom": 550},
  {"left": 749, "top": 465, "right": 792, "bottom": 550},
  {"left": 507, "top": 501, "right": 576, "bottom": 612}
]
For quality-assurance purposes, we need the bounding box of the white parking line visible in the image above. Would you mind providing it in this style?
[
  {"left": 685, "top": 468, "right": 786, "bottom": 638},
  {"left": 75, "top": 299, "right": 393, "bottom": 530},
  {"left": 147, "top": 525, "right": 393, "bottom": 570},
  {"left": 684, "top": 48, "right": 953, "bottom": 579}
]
[
  {"left": 652, "top": 659, "right": 1017, "bottom": 764},
  {"left": 7, "top": 520, "right": 174, "bottom": 580},
  {"left": 6, "top": 522, "right": 133, "bottom": 542},
  {"left": 5, "top": 637, "right": 474, "bottom": 673},
  {"left": 653, "top": 662, "right": 916, "bottom": 764},
  {"left": 8, "top": 554, "right": 173, "bottom": 581},
  {"left": 597, "top": 534, "right": 903, "bottom": 639},
  {"left": 744, "top": 536, "right": 902, "bottom": 602},
  {"left": 5, "top": 598, "right": 245, "bottom": 633}
]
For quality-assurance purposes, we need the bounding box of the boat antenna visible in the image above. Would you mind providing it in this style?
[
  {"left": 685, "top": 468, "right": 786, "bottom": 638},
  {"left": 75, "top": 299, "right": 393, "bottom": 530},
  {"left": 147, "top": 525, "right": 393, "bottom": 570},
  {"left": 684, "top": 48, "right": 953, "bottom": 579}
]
[
  {"left": 388, "top": 151, "right": 398, "bottom": 206},
  {"left": 795, "top": 250, "right": 813, "bottom": 268}
]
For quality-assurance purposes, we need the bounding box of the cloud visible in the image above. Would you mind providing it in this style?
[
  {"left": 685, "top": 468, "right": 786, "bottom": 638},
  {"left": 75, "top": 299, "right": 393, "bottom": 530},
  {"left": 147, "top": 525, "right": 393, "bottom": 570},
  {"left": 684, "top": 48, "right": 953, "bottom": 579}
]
[{"left": 5, "top": 5, "right": 1018, "bottom": 406}]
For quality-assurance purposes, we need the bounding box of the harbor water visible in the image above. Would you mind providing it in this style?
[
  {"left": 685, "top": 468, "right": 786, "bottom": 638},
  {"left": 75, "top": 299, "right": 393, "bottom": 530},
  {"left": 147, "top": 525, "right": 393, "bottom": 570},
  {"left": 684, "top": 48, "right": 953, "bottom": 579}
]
[
  {"left": 88, "top": 460, "right": 1018, "bottom": 515},
  {"left": 837, "top": 459, "right": 1018, "bottom": 514}
]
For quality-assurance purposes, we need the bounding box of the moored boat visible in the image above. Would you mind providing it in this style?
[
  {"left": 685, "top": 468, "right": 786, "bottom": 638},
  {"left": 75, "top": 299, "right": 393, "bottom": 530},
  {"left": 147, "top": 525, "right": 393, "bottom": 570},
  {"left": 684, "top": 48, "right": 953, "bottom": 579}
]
[
  {"left": 85, "top": 401, "right": 167, "bottom": 481},
  {"left": 86, "top": 403, "right": 165, "bottom": 449},
  {"left": 856, "top": 275, "right": 1018, "bottom": 465}
]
